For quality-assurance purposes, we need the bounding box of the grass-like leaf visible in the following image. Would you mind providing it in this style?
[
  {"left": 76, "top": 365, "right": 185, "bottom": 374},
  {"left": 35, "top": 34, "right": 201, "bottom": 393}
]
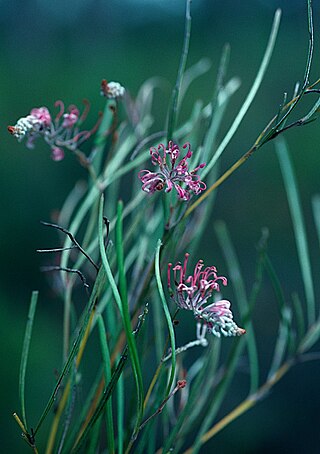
[
  {"left": 155, "top": 239, "right": 176, "bottom": 395},
  {"left": 62, "top": 367, "right": 104, "bottom": 453},
  {"left": 214, "top": 220, "right": 259, "bottom": 394},
  {"left": 163, "top": 342, "right": 221, "bottom": 453},
  {"left": 116, "top": 373, "right": 124, "bottom": 454},
  {"left": 19, "top": 290, "right": 38, "bottom": 430},
  {"left": 276, "top": 137, "right": 315, "bottom": 325},
  {"left": 115, "top": 200, "right": 144, "bottom": 445},
  {"left": 167, "top": 0, "right": 192, "bottom": 141},
  {"left": 33, "top": 266, "right": 106, "bottom": 436},
  {"left": 97, "top": 314, "right": 115, "bottom": 454},
  {"left": 298, "top": 322, "right": 320, "bottom": 354},
  {"left": 312, "top": 194, "right": 320, "bottom": 249},
  {"left": 268, "top": 306, "right": 292, "bottom": 379},
  {"left": 189, "top": 337, "right": 246, "bottom": 454},
  {"left": 202, "top": 8, "right": 281, "bottom": 178},
  {"left": 292, "top": 292, "right": 306, "bottom": 346}
]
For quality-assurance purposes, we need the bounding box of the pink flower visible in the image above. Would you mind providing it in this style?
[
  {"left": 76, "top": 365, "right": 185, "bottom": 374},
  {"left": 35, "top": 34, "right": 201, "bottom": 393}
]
[
  {"left": 8, "top": 100, "right": 101, "bottom": 161},
  {"left": 168, "top": 253, "right": 246, "bottom": 338},
  {"left": 61, "top": 105, "right": 80, "bottom": 128},
  {"left": 30, "top": 107, "right": 51, "bottom": 127},
  {"left": 51, "top": 147, "right": 65, "bottom": 161},
  {"left": 138, "top": 141, "right": 206, "bottom": 201}
]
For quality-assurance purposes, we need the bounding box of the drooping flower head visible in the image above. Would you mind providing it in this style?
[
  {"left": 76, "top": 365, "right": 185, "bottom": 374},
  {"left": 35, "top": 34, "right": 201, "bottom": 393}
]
[
  {"left": 168, "top": 253, "right": 246, "bottom": 338},
  {"left": 8, "top": 100, "right": 101, "bottom": 161},
  {"left": 138, "top": 141, "right": 206, "bottom": 201}
]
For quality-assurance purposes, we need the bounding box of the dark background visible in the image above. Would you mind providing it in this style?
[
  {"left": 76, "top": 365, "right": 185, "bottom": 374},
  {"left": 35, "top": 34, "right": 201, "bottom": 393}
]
[{"left": 1, "top": 1, "right": 320, "bottom": 452}]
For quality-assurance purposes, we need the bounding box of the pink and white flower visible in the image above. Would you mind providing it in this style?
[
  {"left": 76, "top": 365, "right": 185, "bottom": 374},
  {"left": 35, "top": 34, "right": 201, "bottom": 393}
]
[
  {"left": 138, "top": 141, "right": 206, "bottom": 201},
  {"left": 100, "top": 79, "right": 125, "bottom": 99},
  {"left": 8, "top": 100, "right": 101, "bottom": 161},
  {"left": 168, "top": 253, "right": 246, "bottom": 338}
]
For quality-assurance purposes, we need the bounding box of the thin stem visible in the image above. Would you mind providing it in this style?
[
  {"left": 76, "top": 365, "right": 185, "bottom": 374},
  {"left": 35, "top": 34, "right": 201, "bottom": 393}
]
[
  {"left": 167, "top": 0, "right": 192, "bottom": 140},
  {"left": 183, "top": 360, "right": 293, "bottom": 454},
  {"left": 202, "top": 8, "right": 281, "bottom": 179},
  {"left": 134, "top": 380, "right": 186, "bottom": 442},
  {"left": 45, "top": 308, "right": 96, "bottom": 454},
  {"left": 40, "top": 221, "right": 99, "bottom": 272},
  {"left": 13, "top": 413, "right": 38, "bottom": 453},
  {"left": 19, "top": 291, "right": 38, "bottom": 430},
  {"left": 184, "top": 152, "right": 249, "bottom": 218}
]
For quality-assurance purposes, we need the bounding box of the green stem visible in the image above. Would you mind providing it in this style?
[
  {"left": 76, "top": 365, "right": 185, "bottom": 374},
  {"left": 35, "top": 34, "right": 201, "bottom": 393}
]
[{"left": 167, "top": 0, "right": 192, "bottom": 140}]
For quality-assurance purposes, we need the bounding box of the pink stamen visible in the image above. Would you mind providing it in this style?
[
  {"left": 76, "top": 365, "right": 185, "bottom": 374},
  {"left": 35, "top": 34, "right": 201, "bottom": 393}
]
[
  {"left": 54, "top": 100, "right": 65, "bottom": 121},
  {"left": 79, "top": 99, "right": 90, "bottom": 123},
  {"left": 168, "top": 254, "right": 246, "bottom": 338}
]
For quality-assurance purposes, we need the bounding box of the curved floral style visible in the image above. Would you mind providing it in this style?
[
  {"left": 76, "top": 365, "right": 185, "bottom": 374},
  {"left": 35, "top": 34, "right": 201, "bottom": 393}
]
[
  {"left": 138, "top": 141, "right": 206, "bottom": 201},
  {"left": 8, "top": 100, "right": 101, "bottom": 161},
  {"left": 168, "top": 253, "right": 246, "bottom": 337}
]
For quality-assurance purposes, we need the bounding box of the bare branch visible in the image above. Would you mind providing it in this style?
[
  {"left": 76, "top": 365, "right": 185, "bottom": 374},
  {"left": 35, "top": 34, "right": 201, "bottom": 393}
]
[
  {"left": 40, "top": 221, "right": 99, "bottom": 272},
  {"left": 41, "top": 265, "right": 89, "bottom": 291}
]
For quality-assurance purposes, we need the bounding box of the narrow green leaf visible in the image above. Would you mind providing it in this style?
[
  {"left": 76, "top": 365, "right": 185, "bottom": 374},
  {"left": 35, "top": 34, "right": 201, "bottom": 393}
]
[
  {"left": 71, "top": 347, "right": 129, "bottom": 452},
  {"left": 268, "top": 306, "right": 292, "bottom": 379},
  {"left": 115, "top": 200, "right": 144, "bottom": 442},
  {"left": 116, "top": 372, "right": 124, "bottom": 454},
  {"left": 98, "top": 196, "right": 145, "bottom": 445},
  {"left": 191, "top": 338, "right": 246, "bottom": 454},
  {"left": 97, "top": 314, "right": 115, "bottom": 454},
  {"left": 271, "top": 0, "right": 313, "bottom": 132},
  {"left": 153, "top": 275, "right": 165, "bottom": 362},
  {"left": 92, "top": 99, "right": 116, "bottom": 175},
  {"left": 62, "top": 367, "right": 104, "bottom": 453},
  {"left": 263, "top": 253, "right": 286, "bottom": 314},
  {"left": 34, "top": 267, "right": 106, "bottom": 435},
  {"left": 214, "top": 220, "right": 259, "bottom": 394},
  {"left": 276, "top": 137, "right": 315, "bottom": 324},
  {"left": 87, "top": 416, "right": 103, "bottom": 454},
  {"left": 164, "top": 342, "right": 221, "bottom": 452},
  {"left": 179, "top": 58, "right": 211, "bottom": 107},
  {"left": 292, "top": 292, "right": 306, "bottom": 345},
  {"left": 203, "top": 8, "right": 281, "bottom": 177},
  {"left": 167, "top": 0, "right": 192, "bottom": 140},
  {"left": 19, "top": 290, "right": 38, "bottom": 430},
  {"left": 298, "top": 322, "right": 320, "bottom": 354},
  {"left": 71, "top": 305, "right": 148, "bottom": 452},
  {"left": 312, "top": 194, "right": 320, "bottom": 250},
  {"left": 98, "top": 196, "right": 123, "bottom": 318},
  {"left": 189, "top": 227, "right": 266, "bottom": 454},
  {"left": 155, "top": 240, "right": 176, "bottom": 394}
]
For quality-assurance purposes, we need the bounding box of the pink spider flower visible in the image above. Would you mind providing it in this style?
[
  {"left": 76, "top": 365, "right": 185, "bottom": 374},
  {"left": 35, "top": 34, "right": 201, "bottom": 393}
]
[
  {"left": 138, "top": 141, "right": 206, "bottom": 201},
  {"left": 168, "top": 253, "right": 246, "bottom": 338},
  {"left": 8, "top": 100, "right": 102, "bottom": 161}
]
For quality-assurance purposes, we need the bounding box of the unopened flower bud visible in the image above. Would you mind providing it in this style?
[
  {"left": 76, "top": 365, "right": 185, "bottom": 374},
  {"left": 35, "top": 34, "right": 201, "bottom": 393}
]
[{"left": 101, "top": 79, "right": 125, "bottom": 99}]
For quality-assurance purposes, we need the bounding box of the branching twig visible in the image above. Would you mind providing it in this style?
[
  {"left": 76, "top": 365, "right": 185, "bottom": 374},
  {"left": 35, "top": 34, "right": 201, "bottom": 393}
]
[
  {"left": 41, "top": 266, "right": 89, "bottom": 291},
  {"left": 133, "top": 380, "right": 187, "bottom": 442},
  {"left": 37, "top": 246, "right": 78, "bottom": 253},
  {"left": 40, "top": 221, "right": 99, "bottom": 272}
]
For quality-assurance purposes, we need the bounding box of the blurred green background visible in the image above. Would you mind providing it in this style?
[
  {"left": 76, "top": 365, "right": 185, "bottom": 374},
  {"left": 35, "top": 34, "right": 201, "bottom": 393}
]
[{"left": 1, "top": 0, "right": 320, "bottom": 452}]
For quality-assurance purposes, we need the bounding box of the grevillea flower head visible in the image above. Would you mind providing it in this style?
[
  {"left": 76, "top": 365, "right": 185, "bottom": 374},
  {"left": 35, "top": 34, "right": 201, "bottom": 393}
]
[
  {"left": 100, "top": 79, "right": 125, "bottom": 99},
  {"left": 138, "top": 141, "right": 206, "bottom": 201},
  {"left": 8, "top": 100, "right": 102, "bottom": 161},
  {"left": 168, "top": 253, "right": 246, "bottom": 338}
]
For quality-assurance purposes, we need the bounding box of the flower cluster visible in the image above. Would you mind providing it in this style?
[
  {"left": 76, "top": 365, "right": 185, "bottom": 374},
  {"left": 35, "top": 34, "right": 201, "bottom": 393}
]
[
  {"left": 8, "top": 101, "right": 101, "bottom": 161},
  {"left": 100, "top": 79, "right": 125, "bottom": 99},
  {"left": 138, "top": 141, "right": 206, "bottom": 201},
  {"left": 168, "top": 253, "right": 246, "bottom": 338}
]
